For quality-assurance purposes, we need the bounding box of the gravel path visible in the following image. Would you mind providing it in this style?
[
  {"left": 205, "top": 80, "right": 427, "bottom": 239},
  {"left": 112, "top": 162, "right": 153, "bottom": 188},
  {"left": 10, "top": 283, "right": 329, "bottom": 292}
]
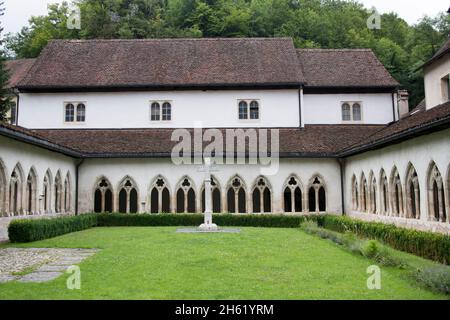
[{"left": 0, "top": 248, "right": 98, "bottom": 283}]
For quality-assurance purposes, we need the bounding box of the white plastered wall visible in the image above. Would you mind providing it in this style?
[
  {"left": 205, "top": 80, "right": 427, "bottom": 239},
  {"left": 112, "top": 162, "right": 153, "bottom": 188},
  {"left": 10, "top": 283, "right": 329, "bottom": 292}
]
[
  {"left": 0, "top": 135, "right": 77, "bottom": 215},
  {"left": 424, "top": 55, "right": 450, "bottom": 109},
  {"left": 343, "top": 129, "right": 450, "bottom": 233},
  {"left": 78, "top": 158, "right": 342, "bottom": 214}
]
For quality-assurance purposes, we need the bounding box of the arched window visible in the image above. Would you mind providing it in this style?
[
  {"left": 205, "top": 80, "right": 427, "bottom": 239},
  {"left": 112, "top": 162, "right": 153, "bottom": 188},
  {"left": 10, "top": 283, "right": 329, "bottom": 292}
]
[
  {"left": 352, "top": 103, "right": 361, "bottom": 121},
  {"left": 43, "top": 170, "right": 52, "bottom": 213},
  {"left": 162, "top": 102, "right": 172, "bottom": 121},
  {"left": 351, "top": 175, "right": 359, "bottom": 211},
  {"left": 54, "top": 172, "right": 63, "bottom": 213},
  {"left": 227, "top": 176, "right": 246, "bottom": 213},
  {"left": 65, "top": 103, "right": 75, "bottom": 122},
  {"left": 341, "top": 103, "right": 351, "bottom": 121},
  {"left": 0, "top": 159, "right": 6, "bottom": 216},
  {"left": 369, "top": 174, "right": 377, "bottom": 214},
  {"left": 380, "top": 170, "right": 388, "bottom": 215},
  {"left": 150, "top": 176, "right": 171, "bottom": 213},
  {"left": 252, "top": 177, "right": 271, "bottom": 213},
  {"left": 25, "top": 168, "right": 37, "bottom": 215},
  {"left": 428, "top": 163, "right": 447, "bottom": 222},
  {"left": 76, "top": 103, "right": 86, "bottom": 122},
  {"left": 9, "top": 164, "right": 23, "bottom": 216},
  {"left": 308, "top": 176, "right": 326, "bottom": 213},
  {"left": 94, "top": 178, "right": 113, "bottom": 213},
  {"left": 238, "top": 101, "right": 248, "bottom": 120},
  {"left": 201, "top": 176, "right": 221, "bottom": 213},
  {"left": 64, "top": 173, "right": 71, "bottom": 213},
  {"left": 283, "top": 175, "right": 303, "bottom": 213},
  {"left": 151, "top": 102, "right": 161, "bottom": 121},
  {"left": 405, "top": 164, "right": 420, "bottom": 219},
  {"left": 249, "top": 101, "right": 259, "bottom": 119},
  {"left": 360, "top": 174, "right": 368, "bottom": 213},
  {"left": 176, "top": 177, "right": 196, "bottom": 213},
  {"left": 390, "top": 167, "right": 403, "bottom": 217},
  {"left": 118, "top": 177, "right": 138, "bottom": 214}
]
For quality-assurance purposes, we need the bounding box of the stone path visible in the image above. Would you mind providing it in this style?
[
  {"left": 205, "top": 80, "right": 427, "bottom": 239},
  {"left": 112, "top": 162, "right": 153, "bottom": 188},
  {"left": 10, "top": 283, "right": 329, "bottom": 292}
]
[{"left": 0, "top": 248, "right": 98, "bottom": 283}]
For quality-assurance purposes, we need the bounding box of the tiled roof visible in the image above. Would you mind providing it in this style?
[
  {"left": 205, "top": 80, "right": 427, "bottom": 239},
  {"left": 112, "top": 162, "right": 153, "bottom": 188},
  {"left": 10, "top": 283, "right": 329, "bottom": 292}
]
[
  {"left": 5, "top": 59, "right": 36, "bottom": 88},
  {"left": 17, "top": 38, "right": 305, "bottom": 90},
  {"left": 30, "top": 125, "right": 383, "bottom": 157},
  {"left": 296, "top": 49, "right": 399, "bottom": 88},
  {"left": 340, "top": 101, "right": 450, "bottom": 156}
]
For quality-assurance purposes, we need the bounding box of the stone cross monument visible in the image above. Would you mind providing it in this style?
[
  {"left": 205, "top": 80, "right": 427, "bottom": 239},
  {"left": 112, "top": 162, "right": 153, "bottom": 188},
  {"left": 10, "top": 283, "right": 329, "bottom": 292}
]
[{"left": 198, "top": 157, "right": 219, "bottom": 231}]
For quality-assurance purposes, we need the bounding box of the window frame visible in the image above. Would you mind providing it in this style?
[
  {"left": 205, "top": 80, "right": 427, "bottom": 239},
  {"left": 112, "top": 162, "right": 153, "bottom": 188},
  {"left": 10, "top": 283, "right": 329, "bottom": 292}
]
[
  {"left": 341, "top": 101, "right": 363, "bottom": 123},
  {"left": 237, "top": 99, "right": 261, "bottom": 122},
  {"left": 63, "top": 102, "right": 87, "bottom": 124},
  {"left": 150, "top": 100, "right": 173, "bottom": 122}
]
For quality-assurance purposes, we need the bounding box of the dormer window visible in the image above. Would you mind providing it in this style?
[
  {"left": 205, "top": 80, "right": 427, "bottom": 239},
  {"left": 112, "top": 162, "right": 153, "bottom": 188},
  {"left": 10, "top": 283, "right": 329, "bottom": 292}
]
[
  {"left": 65, "top": 102, "right": 86, "bottom": 123},
  {"left": 341, "top": 102, "right": 362, "bottom": 122},
  {"left": 238, "top": 100, "right": 260, "bottom": 120},
  {"left": 150, "top": 101, "right": 172, "bottom": 122}
]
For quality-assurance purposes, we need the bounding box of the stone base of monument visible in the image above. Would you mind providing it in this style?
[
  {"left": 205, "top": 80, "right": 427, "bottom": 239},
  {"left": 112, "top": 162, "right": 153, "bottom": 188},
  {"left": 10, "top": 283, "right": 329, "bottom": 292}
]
[
  {"left": 198, "top": 223, "right": 218, "bottom": 231},
  {"left": 176, "top": 227, "right": 241, "bottom": 234}
]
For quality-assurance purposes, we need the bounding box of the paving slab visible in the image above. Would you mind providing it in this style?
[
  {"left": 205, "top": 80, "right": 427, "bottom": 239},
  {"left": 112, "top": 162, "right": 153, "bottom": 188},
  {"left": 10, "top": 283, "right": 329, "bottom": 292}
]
[{"left": 19, "top": 271, "right": 62, "bottom": 283}]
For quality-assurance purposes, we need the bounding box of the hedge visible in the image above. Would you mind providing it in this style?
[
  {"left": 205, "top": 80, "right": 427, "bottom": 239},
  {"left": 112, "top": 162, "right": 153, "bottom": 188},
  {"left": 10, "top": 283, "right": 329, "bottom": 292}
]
[
  {"left": 8, "top": 214, "right": 98, "bottom": 243},
  {"left": 320, "top": 215, "right": 450, "bottom": 264},
  {"left": 97, "top": 213, "right": 322, "bottom": 228}
]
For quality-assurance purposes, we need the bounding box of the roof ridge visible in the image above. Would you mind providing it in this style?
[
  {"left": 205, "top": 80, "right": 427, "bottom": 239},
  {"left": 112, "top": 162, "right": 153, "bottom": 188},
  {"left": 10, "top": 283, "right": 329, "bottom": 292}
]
[
  {"left": 50, "top": 37, "right": 293, "bottom": 43},
  {"left": 297, "top": 48, "right": 373, "bottom": 52}
]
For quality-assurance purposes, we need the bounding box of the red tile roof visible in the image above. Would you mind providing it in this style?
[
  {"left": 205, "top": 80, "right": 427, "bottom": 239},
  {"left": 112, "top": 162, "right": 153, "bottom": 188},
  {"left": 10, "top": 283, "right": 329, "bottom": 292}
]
[
  {"left": 29, "top": 125, "right": 382, "bottom": 157},
  {"left": 297, "top": 49, "right": 399, "bottom": 88},
  {"left": 5, "top": 59, "right": 36, "bottom": 88},
  {"left": 18, "top": 38, "right": 305, "bottom": 90}
]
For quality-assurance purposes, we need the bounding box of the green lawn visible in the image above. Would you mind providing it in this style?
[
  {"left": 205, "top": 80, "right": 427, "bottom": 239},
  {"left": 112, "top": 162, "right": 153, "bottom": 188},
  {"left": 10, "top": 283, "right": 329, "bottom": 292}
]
[{"left": 0, "top": 227, "right": 447, "bottom": 300}]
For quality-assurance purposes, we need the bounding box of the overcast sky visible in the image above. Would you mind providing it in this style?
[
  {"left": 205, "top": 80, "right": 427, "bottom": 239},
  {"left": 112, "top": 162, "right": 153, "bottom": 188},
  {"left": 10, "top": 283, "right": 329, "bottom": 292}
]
[{"left": 1, "top": 0, "right": 449, "bottom": 35}]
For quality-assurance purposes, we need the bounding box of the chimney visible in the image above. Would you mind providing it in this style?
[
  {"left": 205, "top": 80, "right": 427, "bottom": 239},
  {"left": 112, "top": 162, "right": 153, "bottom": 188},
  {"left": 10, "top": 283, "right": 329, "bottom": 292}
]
[{"left": 398, "top": 90, "right": 409, "bottom": 119}]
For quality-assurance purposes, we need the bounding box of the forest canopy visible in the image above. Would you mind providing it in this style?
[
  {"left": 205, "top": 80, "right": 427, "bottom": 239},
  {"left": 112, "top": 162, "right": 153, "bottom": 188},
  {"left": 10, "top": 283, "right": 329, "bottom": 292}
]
[{"left": 3, "top": 0, "right": 450, "bottom": 107}]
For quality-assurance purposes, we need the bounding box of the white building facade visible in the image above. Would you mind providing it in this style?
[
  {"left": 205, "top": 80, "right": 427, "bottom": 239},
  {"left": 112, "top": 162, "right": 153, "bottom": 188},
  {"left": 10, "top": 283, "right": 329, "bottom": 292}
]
[{"left": 1, "top": 38, "right": 449, "bottom": 234}]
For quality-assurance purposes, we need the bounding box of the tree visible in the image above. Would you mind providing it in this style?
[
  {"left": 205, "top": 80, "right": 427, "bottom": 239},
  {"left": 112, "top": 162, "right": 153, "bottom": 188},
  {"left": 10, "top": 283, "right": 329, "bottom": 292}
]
[
  {"left": 2, "top": 0, "right": 450, "bottom": 107},
  {"left": 0, "top": 1, "right": 12, "bottom": 122}
]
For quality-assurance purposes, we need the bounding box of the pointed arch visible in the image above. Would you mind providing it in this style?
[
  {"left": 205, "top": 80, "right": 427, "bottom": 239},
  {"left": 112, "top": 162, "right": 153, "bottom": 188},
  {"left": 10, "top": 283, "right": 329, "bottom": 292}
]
[
  {"left": 176, "top": 176, "right": 196, "bottom": 213},
  {"left": 405, "top": 163, "right": 420, "bottom": 219},
  {"left": 25, "top": 167, "right": 38, "bottom": 215},
  {"left": 351, "top": 174, "right": 359, "bottom": 211},
  {"left": 251, "top": 176, "right": 272, "bottom": 213},
  {"left": 117, "top": 176, "right": 139, "bottom": 214},
  {"left": 54, "top": 170, "right": 63, "bottom": 213},
  {"left": 149, "top": 175, "right": 171, "bottom": 214},
  {"left": 226, "top": 175, "right": 247, "bottom": 214},
  {"left": 201, "top": 175, "right": 221, "bottom": 213},
  {"left": 307, "top": 174, "right": 326, "bottom": 213},
  {"left": 9, "top": 163, "right": 24, "bottom": 216},
  {"left": 368, "top": 171, "right": 377, "bottom": 214},
  {"left": 0, "top": 158, "right": 7, "bottom": 216},
  {"left": 360, "top": 172, "right": 368, "bottom": 213},
  {"left": 389, "top": 166, "right": 403, "bottom": 217},
  {"left": 283, "top": 174, "right": 303, "bottom": 213},
  {"left": 93, "top": 177, "right": 113, "bottom": 213},
  {"left": 379, "top": 169, "right": 389, "bottom": 215},
  {"left": 64, "top": 172, "right": 72, "bottom": 213},
  {"left": 43, "top": 169, "right": 53, "bottom": 213},
  {"left": 427, "top": 162, "right": 447, "bottom": 223}
]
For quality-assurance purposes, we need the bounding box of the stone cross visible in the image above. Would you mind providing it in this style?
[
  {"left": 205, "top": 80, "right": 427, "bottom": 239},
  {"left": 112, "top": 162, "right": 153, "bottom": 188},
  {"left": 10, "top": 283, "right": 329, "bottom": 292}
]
[{"left": 198, "top": 157, "right": 219, "bottom": 231}]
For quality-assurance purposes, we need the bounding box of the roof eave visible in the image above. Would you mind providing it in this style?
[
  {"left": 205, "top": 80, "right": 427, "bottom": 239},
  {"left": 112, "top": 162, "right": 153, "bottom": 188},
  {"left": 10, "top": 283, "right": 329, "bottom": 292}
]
[{"left": 338, "top": 117, "right": 450, "bottom": 158}]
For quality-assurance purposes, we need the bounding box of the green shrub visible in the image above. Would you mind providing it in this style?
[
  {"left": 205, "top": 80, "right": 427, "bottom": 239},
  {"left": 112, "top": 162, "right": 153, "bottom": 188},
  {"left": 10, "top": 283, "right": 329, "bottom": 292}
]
[
  {"left": 414, "top": 266, "right": 450, "bottom": 295},
  {"left": 97, "top": 213, "right": 322, "bottom": 228},
  {"left": 8, "top": 214, "right": 98, "bottom": 243},
  {"left": 321, "top": 215, "right": 450, "bottom": 264},
  {"left": 361, "top": 240, "right": 380, "bottom": 259}
]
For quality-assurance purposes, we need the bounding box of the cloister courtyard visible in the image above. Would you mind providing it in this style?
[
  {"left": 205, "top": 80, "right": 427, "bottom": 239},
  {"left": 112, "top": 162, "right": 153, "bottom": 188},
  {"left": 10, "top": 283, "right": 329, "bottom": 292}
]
[{"left": 0, "top": 226, "right": 448, "bottom": 300}]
